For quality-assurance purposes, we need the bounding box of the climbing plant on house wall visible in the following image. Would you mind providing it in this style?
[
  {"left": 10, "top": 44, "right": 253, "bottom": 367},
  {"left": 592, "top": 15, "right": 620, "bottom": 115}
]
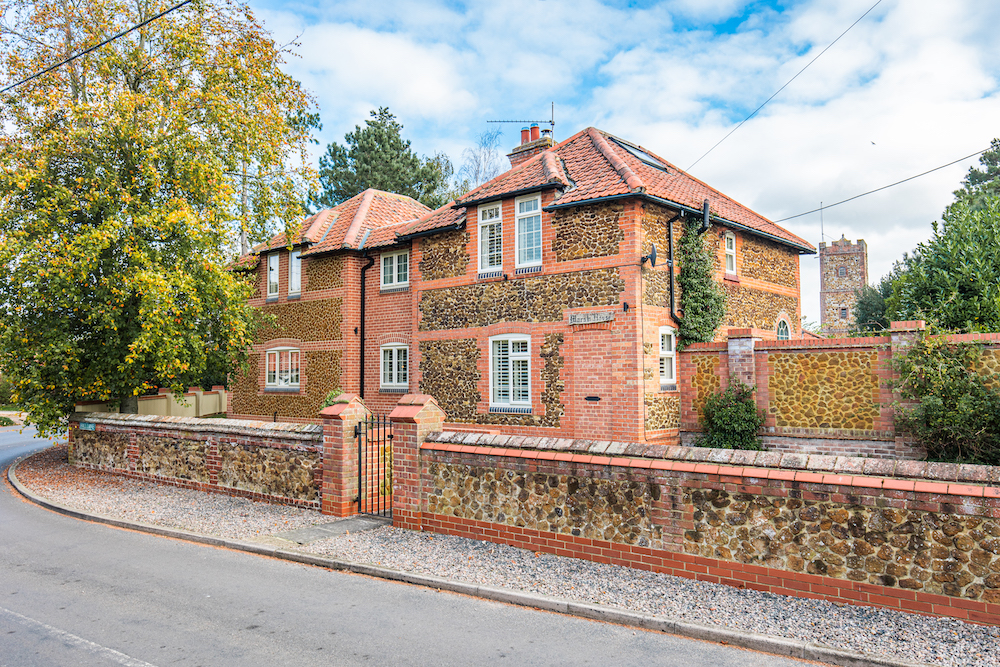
[{"left": 677, "top": 218, "right": 726, "bottom": 347}]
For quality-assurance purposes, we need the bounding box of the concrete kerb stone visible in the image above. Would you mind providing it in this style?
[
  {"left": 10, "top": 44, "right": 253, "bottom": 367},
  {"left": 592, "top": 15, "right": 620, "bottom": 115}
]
[{"left": 7, "top": 455, "right": 938, "bottom": 667}]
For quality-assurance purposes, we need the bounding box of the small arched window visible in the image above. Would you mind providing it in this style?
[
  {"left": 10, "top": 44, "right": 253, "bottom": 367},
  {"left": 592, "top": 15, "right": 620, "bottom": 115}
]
[
  {"left": 724, "top": 232, "right": 736, "bottom": 274},
  {"left": 776, "top": 320, "right": 790, "bottom": 341},
  {"left": 838, "top": 266, "right": 847, "bottom": 277}
]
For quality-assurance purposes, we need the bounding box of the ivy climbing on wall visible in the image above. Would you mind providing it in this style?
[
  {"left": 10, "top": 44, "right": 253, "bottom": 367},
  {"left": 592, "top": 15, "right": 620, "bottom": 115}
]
[{"left": 677, "top": 218, "right": 726, "bottom": 347}]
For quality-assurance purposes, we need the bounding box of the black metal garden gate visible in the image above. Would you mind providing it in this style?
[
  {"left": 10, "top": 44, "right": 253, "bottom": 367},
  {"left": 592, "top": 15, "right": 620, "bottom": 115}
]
[{"left": 355, "top": 415, "right": 393, "bottom": 518}]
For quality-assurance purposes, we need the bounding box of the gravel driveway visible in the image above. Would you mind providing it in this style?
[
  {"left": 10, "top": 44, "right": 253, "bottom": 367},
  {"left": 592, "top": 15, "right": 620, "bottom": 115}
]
[{"left": 13, "top": 445, "right": 999, "bottom": 667}]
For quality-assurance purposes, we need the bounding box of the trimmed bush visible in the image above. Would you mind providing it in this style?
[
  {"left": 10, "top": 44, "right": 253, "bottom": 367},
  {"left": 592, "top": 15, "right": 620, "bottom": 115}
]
[{"left": 697, "top": 380, "right": 765, "bottom": 450}]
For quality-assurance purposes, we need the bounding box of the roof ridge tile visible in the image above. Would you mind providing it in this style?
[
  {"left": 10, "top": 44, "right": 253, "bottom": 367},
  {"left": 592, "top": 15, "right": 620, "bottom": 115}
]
[
  {"left": 343, "top": 189, "right": 376, "bottom": 248},
  {"left": 587, "top": 127, "right": 645, "bottom": 193}
]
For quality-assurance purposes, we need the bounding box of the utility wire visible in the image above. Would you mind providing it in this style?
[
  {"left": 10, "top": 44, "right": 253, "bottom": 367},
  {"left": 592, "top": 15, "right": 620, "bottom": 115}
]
[
  {"left": 772, "top": 147, "right": 989, "bottom": 223},
  {"left": 0, "top": 0, "right": 195, "bottom": 95},
  {"left": 686, "top": 0, "right": 884, "bottom": 172}
]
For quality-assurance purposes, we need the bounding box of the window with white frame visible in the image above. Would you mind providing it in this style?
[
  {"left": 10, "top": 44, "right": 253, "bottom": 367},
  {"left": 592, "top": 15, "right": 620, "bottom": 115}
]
[
  {"left": 381, "top": 344, "right": 408, "bottom": 390},
  {"left": 776, "top": 319, "right": 790, "bottom": 341},
  {"left": 288, "top": 250, "right": 301, "bottom": 294},
  {"left": 267, "top": 253, "right": 280, "bottom": 296},
  {"left": 837, "top": 266, "right": 847, "bottom": 278},
  {"left": 724, "top": 232, "right": 736, "bottom": 274},
  {"left": 381, "top": 249, "right": 409, "bottom": 288},
  {"left": 659, "top": 326, "right": 676, "bottom": 384},
  {"left": 479, "top": 202, "right": 502, "bottom": 272},
  {"left": 490, "top": 334, "right": 531, "bottom": 411},
  {"left": 265, "top": 348, "right": 300, "bottom": 388},
  {"left": 515, "top": 195, "right": 542, "bottom": 268}
]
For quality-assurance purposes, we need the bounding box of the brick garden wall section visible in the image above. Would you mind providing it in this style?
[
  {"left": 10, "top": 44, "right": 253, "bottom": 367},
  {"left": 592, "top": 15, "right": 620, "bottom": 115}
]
[
  {"left": 678, "top": 322, "right": 1000, "bottom": 459},
  {"left": 391, "top": 408, "right": 1000, "bottom": 625},
  {"left": 68, "top": 404, "right": 371, "bottom": 515}
]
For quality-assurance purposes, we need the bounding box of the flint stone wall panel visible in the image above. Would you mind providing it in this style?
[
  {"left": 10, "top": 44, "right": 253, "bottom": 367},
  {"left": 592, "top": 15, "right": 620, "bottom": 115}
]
[
  {"left": 426, "top": 462, "right": 661, "bottom": 546},
  {"left": 419, "top": 229, "right": 470, "bottom": 281},
  {"left": 692, "top": 354, "right": 723, "bottom": 418},
  {"left": 419, "top": 269, "right": 624, "bottom": 331},
  {"left": 551, "top": 203, "right": 625, "bottom": 261},
  {"left": 305, "top": 255, "right": 343, "bottom": 292},
  {"left": 256, "top": 298, "right": 343, "bottom": 342},
  {"left": 768, "top": 351, "right": 879, "bottom": 431},
  {"left": 71, "top": 430, "right": 129, "bottom": 469},
  {"left": 218, "top": 442, "right": 320, "bottom": 501},
  {"left": 137, "top": 435, "right": 208, "bottom": 482},
  {"left": 645, "top": 394, "right": 681, "bottom": 430},
  {"left": 741, "top": 236, "right": 798, "bottom": 288},
  {"left": 685, "top": 488, "right": 999, "bottom": 602},
  {"left": 724, "top": 284, "right": 797, "bottom": 330}
]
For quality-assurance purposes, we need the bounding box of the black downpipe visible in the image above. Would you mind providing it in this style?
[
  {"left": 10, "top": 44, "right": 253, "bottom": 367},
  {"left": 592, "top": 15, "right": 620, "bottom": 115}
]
[
  {"left": 359, "top": 252, "right": 375, "bottom": 398},
  {"left": 667, "top": 212, "right": 681, "bottom": 323}
]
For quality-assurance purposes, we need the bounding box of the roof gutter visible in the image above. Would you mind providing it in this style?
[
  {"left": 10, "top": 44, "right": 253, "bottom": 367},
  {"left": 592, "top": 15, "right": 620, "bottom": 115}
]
[
  {"left": 454, "top": 182, "right": 563, "bottom": 210},
  {"left": 544, "top": 192, "right": 816, "bottom": 255},
  {"left": 395, "top": 220, "right": 465, "bottom": 243}
]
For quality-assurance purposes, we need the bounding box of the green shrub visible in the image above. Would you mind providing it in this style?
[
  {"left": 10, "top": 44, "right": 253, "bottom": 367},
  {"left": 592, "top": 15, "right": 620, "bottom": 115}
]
[
  {"left": 697, "top": 380, "right": 765, "bottom": 450},
  {"left": 0, "top": 416, "right": 13, "bottom": 426},
  {"left": 890, "top": 330, "right": 1000, "bottom": 465},
  {"left": 320, "top": 388, "right": 346, "bottom": 408}
]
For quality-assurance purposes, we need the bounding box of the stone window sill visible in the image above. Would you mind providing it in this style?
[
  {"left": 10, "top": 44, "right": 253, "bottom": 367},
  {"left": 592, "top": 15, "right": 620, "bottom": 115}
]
[
  {"left": 380, "top": 387, "right": 408, "bottom": 394},
  {"left": 266, "top": 296, "right": 279, "bottom": 303},
  {"left": 264, "top": 387, "right": 300, "bottom": 394},
  {"left": 660, "top": 383, "right": 677, "bottom": 392},
  {"left": 380, "top": 285, "right": 409, "bottom": 294},
  {"left": 723, "top": 274, "right": 740, "bottom": 284}
]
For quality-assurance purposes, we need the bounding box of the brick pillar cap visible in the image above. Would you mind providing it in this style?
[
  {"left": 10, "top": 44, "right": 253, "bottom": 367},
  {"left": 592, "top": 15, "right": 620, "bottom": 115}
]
[
  {"left": 726, "top": 328, "right": 755, "bottom": 339},
  {"left": 890, "top": 320, "right": 926, "bottom": 331},
  {"left": 319, "top": 394, "right": 367, "bottom": 419},
  {"left": 389, "top": 394, "right": 445, "bottom": 423}
]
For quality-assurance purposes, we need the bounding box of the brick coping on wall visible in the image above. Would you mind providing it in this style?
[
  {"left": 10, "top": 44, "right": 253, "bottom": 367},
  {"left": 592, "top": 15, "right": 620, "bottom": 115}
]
[
  {"left": 70, "top": 412, "right": 323, "bottom": 442},
  {"left": 422, "top": 432, "right": 1000, "bottom": 496}
]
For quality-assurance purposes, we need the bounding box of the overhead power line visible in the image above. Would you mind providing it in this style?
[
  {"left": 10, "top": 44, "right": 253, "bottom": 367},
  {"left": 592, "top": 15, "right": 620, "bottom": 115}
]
[
  {"left": 686, "top": 0, "right": 884, "bottom": 172},
  {"left": 772, "top": 147, "right": 989, "bottom": 223},
  {"left": 0, "top": 0, "right": 195, "bottom": 96}
]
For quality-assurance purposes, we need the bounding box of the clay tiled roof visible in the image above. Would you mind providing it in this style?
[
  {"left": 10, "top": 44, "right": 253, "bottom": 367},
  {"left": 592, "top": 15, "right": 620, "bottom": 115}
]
[
  {"left": 397, "top": 203, "right": 466, "bottom": 240},
  {"left": 455, "top": 127, "right": 814, "bottom": 253},
  {"left": 240, "top": 189, "right": 432, "bottom": 261}
]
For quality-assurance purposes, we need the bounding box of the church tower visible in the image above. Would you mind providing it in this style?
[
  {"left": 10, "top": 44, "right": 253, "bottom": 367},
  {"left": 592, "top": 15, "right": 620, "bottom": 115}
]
[{"left": 819, "top": 236, "right": 868, "bottom": 337}]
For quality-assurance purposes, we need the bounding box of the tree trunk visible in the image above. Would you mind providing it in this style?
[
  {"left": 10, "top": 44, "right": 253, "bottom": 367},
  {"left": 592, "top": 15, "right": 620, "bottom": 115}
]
[{"left": 119, "top": 395, "right": 139, "bottom": 414}]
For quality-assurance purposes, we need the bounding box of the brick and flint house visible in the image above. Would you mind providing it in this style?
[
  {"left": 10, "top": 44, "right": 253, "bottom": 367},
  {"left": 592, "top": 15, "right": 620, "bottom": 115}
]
[{"left": 230, "top": 126, "right": 815, "bottom": 443}]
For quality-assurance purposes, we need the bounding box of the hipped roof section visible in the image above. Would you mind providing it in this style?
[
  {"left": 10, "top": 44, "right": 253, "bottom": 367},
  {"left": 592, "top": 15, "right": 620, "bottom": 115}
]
[
  {"left": 243, "top": 189, "right": 433, "bottom": 260},
  {"left": 452, "top": 127, "right": 814, "bottom": 253}
]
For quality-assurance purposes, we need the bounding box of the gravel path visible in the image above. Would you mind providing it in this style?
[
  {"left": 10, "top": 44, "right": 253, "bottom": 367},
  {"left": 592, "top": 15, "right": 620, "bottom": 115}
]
[{"left": 14, "top": 445, "right": 1000, "bottom": 667}]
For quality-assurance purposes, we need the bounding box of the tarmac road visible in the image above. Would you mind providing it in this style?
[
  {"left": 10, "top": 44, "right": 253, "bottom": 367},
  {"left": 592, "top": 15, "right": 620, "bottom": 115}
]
[{"left": 0, "top": 428, "right": 814, "bottom": 666}]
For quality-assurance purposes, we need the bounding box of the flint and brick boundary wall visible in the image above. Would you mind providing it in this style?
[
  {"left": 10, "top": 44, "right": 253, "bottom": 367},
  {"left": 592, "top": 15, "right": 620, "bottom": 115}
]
[
  {"left": 68, "top": 401, "right": 378, "bottom": 515},
  {"left": 389, "top": 396, "right": 1000, "bottom": 625},
  {"left": 678, "top": 321, "right": 1000, "bottom": 459}
]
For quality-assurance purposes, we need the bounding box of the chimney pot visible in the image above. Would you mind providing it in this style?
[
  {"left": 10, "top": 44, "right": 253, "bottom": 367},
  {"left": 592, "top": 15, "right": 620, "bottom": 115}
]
[
  {"left": 530, "top": 123, "right": 540, "bottom": 141},
  {"left": 521, "top": 126, "right": 530, "bottom": 144}
]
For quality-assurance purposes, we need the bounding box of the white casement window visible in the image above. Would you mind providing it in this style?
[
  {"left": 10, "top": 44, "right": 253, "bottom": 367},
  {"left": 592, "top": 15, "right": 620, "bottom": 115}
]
[
  {"left": 381, "top": 344, "right": 408, "bottom": 390},
  {"left": 267, "top": 253, "right": 280, "bottom": 296},
  {"left": 659, "top": 326, "right": 676, "bottom": 384},
  {"left": 515, "top": 195, "right": 542, "bottom": 268},
  {"left": 478, "top": 202, "right": 502, "bottom": 272},
  {"left": 777, "top": 320, "right": 790, "bottom": 341},
  {"left": 724, "top": 232, "right": 736, "bottom": 274},
  {"left": 489, "top": 334, "right": 531, "bottom": 411},
  {"left": 265, "top": 349, "right": 300, "bottom": 388},
  {"left": 381, "top": 250, "right": 409, "bottom": 288},
  {"left": 288, "top": 250, "right": 301, "bottom": 294}
]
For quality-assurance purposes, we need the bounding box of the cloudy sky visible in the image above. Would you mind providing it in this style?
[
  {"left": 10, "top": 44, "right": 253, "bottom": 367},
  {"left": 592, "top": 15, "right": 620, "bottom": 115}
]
[{"left": 249, "top": 0, "right": 1000, "bottom": 325}]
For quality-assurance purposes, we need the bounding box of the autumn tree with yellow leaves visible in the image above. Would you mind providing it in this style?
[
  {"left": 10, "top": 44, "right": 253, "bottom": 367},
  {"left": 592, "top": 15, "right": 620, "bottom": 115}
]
[{"left": 0, "top": 0, "right": 318, "bottom": 434}]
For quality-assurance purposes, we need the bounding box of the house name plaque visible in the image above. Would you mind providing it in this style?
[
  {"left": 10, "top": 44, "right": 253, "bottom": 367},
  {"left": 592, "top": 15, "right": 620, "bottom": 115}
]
[{"left": 569, "top": 311, "right": 615, "bottom": 326}]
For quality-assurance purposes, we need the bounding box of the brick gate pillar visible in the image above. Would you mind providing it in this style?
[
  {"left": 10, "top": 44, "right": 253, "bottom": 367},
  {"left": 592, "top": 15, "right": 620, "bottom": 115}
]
[
  {"left": 889, "top": 320, "right": 926, "bottom": 459},
  {"left": 319, "top": 394, "right": 370, "bottom": 516},
  {"left": 726, "top": 328, "right": 759, "bottom": 388},
  {"left": 388, "top": 394, "right": 446, "bottom": 531}
]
